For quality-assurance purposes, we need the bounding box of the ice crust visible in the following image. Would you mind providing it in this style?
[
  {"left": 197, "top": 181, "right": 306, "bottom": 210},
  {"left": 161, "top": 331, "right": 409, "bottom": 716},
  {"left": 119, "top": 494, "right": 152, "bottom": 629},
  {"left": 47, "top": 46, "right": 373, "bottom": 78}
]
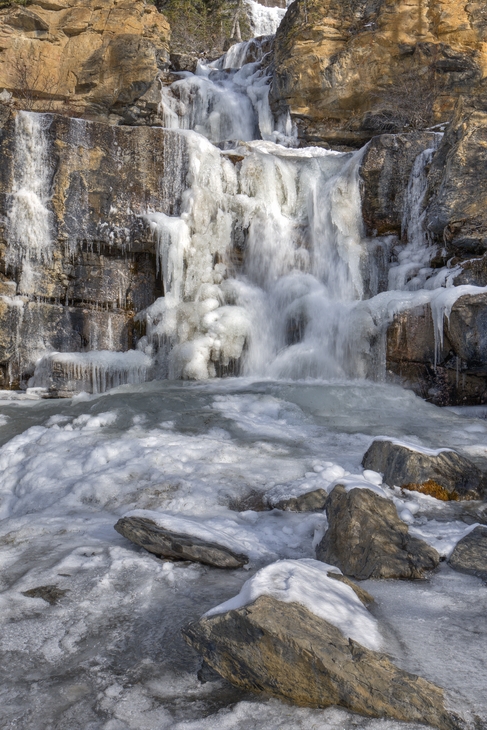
[{"left": 206, "top": 558, "right": 382, "bottom": 650}]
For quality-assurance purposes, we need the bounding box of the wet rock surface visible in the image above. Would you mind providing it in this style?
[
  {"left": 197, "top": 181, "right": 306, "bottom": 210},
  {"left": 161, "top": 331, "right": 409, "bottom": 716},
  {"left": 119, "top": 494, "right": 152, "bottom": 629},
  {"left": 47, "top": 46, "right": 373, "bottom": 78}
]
[
  {"left": 448, "top": 525, "right": 487, "bottom": 579},
  {"left": 362, "top": 438, "right": 487, "bottom": 499},
  {"left": 183, "top": 594, "right": 457, "bottom": 729},
  {"left": 114, "top": 515, "right": 249, "bottom": 568},
  {"left": 316, "top": 485, "right": 440, "bottom": 580}
]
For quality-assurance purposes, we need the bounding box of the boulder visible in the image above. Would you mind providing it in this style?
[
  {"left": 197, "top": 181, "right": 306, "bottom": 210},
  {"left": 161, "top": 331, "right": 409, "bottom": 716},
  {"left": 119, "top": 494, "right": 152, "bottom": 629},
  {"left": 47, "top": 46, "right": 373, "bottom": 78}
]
[
  {"left": 362, "top": 438, "right": 487, "bottom": 499},
  {"left": 0, "top": 0, "right": 170, "bottom": 123},
  {"left": 271, "top": 0, "right": 487, "bottom": 148},
  {"left": 183, "top": 594, "right": 456, "bottom": 729},
  {"left": 114, "top": 515, "right": 249, "bottom": 569},
  {"left": 316, "top": 485, "right": 440, "bottom": 580},
  {"left": 448, "top": 525, "right": 487, "bottom": 579},
  {"left": 271, "top": 487, "right": 328, "bottom": 512}
]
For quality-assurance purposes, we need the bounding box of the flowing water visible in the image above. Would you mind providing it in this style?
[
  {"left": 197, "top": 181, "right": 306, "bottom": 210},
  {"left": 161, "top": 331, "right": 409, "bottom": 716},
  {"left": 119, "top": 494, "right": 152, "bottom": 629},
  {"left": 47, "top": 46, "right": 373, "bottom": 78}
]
[{"left": 2, "top": 5, "right": 487, "bottom": 729}]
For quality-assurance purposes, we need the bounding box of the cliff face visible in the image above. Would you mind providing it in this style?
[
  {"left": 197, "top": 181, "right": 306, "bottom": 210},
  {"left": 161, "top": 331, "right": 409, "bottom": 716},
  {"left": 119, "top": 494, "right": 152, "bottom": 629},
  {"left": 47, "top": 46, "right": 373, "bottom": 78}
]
[
  {"left": 0, "top": 0, "right": 169, "bottom": 123},
  {"left": 0, "top": 107, "right": 186, "bottom": 388},
  {"left": 272, "top": 0, "right": 487, "bottom": 148}
]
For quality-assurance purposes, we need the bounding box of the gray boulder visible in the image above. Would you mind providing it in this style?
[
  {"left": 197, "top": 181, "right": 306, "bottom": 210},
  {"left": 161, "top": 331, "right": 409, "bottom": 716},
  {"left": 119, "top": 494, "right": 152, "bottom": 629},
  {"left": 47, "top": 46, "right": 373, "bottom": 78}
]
[
  {"left": 183, "top": 595, "right": 458, "bottom": 730},
  {"left": 114, "top": 516, "right": 248, "bottom": 569},
  {"left": 448, "top": 525, "right": 487, "bottom": 580},
  {"left": 316, "top": 485, "right": 440, "bottom": 580},
  {"left": 271, "top": 487, "right": 328, "bottom": 512},
  {"left": 362, "top": 438, "right": 486, "bottom": 500}
]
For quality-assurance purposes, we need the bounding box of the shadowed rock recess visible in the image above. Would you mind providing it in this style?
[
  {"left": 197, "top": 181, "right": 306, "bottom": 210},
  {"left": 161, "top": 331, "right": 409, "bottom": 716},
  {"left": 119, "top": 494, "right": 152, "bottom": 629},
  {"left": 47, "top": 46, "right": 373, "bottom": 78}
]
[
  {"left": 182, "top": 595, "right": 459, "bottom": 730},
  {"left": 316, "top": 485, "right": 440, "bottom": 579}
]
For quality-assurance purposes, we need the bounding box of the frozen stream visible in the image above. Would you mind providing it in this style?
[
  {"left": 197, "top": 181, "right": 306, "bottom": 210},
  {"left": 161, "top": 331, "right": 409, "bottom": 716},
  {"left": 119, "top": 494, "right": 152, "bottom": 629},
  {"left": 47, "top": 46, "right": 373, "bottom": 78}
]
[{"left": 1, "top": 379, "right": 487, "bottom": 729}]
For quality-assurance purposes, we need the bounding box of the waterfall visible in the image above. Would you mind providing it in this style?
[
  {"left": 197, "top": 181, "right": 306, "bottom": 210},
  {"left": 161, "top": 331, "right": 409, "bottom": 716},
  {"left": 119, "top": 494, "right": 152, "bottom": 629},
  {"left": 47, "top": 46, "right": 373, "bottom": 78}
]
[
  {"left": 244, "top": 0, "right": 287, "bottom": 36},
  {"left": 6, "top": 112, "right": 54, "bottom": 294}
]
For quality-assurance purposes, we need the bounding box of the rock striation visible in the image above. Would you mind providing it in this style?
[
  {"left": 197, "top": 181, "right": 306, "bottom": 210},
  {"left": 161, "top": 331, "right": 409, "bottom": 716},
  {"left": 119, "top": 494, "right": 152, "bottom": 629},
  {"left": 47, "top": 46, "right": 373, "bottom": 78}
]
[
  {"left": 271, "top": 0, "right": 487, "bottom": 149},
  {"left": 183, "top": 594, "right": 457, "bottom": 729},
  {"left": 0, "top": 0, "right": 169, "bottom": 124},
  {"left": 0, "top": 109, "right": 186, "bottom": 390},
  {"left": 114, "top": 515, "right": 249, "bottom": 568},
  {"left": 362, "top": 438, "right": 487, "bottom": 499},
  {"left": 316, "top": 484, "right": 440, "bottom": 579}
]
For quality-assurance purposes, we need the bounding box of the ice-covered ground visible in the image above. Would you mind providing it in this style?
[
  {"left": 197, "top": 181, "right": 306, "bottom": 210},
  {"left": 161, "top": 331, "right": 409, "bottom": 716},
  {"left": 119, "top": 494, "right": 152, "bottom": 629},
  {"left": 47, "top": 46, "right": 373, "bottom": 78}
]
[{"left": 0, "top": 378, "right": 487, "bottom": 729}]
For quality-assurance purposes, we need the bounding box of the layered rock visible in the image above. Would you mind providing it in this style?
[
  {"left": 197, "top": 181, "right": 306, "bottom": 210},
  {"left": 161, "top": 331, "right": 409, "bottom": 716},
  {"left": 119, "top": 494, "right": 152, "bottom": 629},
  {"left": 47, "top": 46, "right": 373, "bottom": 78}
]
[
  {"left": 316, "top": 485, "right": 440, "bottom": 579},
  {"left": 362, "top": 438, "right": 487, "bottom": 499},
  {"left": 183, "top": 594, "right": 456, "bottom": 729},
  {"left": 0, "top": 108, "right": 187, "bottom": 389},
  {"left": 271, "top": 0, "right": 487, "bottom": 148},
  {"left": 0, "top": 0, "right": 169, "bottom": 124},
  {"left": 115, "top": 515, "right": 249, "bottom": 568}
]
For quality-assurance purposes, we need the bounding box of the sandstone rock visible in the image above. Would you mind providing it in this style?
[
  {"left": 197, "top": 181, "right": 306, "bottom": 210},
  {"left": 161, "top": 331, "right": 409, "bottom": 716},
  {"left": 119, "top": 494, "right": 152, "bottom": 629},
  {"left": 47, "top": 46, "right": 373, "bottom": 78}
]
[
  {"left": 271, "top": 487, "right": 328, "bottom": 512},
  {"left": 386, "top": 294, "right": 487, "bottom": 406},
  {"left": 183, "top": 594, "right": 456, "bottom": 729},
  {"left": 0, "top": 0, "right": 169, "bottom": 122},
  {"left": 363, "top": 438, "right": 486, "bottom": 500},
  {"left": 448, "top": 524, "right": 487, "bottom": 579},
  {"left": 271, "top": 0, "right": 487, "bottom": 148},
  {"left": 114, "top": 515, "right": 249, "bottom": 568},
  {"left": 316, "top": 485, "right": 440, "bottom": 579}
]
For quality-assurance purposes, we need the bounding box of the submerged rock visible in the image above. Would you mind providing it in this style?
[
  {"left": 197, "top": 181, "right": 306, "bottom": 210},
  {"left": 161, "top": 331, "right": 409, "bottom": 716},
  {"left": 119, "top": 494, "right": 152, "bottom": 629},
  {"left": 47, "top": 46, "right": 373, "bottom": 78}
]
[
  {"left": 271, "top": 487, "right": 328, "bottom": 512},
  {"left": 114, "top": 515, "right": 249, "bottom": 569},
  {"left": 362, "top": 438, "right": 486, "bottom": 500},
  {"left": 316, "top": 484, "right": 440, "bottom": 580},
  {"left": 22, "top": 585, "right": 69, "bottom": 605},
  {"left": 183, "top": 594, "right": 456, "bottom": 729},
  {"left": 448, "top": 525, "right": 487, "bottom": 580}
]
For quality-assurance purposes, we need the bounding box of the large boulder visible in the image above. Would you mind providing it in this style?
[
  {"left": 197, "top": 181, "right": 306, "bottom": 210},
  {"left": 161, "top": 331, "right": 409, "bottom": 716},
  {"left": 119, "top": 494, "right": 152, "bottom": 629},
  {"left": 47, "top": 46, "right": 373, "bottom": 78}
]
[
  {"left": 114, "top": 515, "right": 249, "bottom": 568},
  {"left": 183, "top": 579, "right": 456, "bottom": 729},
  {"left": 0, "top": 0, "right": 170, "bottom": 123},
  {"left": 316, "top": 485, "right": 440, "bottom": 579},
  {"left": 448, "top": 524, "right": 487, "bottom": 579},
  {"left": 271, "top": 0, "right": 487, "bottom": 148},
  {"left": 363, "top": 438, "right": 487, "bottom": 499}
]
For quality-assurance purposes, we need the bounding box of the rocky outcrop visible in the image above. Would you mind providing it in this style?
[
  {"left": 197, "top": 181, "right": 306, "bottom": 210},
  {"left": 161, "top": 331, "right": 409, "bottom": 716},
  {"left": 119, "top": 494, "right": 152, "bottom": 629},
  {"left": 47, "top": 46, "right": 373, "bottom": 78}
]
[
  {"left": 316, "top": 485, "right": 440, "bottom": 579},
  {"left": 0, "top": 109, "right": 187, "bottom": 389},
  {"left": 183, "top": 594, "right": 456, "bottom": 729},
  {"left": 114, "top": 515, "right": 249, "bottom": 568},
  {"left": 448, "top": 524, "right": 487, "bottom": 579},
  {"left": 363, "top": 438, "right": 487, "bottom": 499},
  {"left": 386, "top": 293, "right": 487, "bottom": 406},
  {"left": 0, "top": 0, "right": 169, "bottom": 124},
  {"left": 271, "top": 0, "right": 487, "bottom": 149}
]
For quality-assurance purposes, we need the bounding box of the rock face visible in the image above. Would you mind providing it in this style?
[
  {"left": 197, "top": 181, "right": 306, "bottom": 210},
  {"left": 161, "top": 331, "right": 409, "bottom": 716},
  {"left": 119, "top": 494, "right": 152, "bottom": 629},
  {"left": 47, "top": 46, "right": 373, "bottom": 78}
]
[
  {"left": 0, "top": 0, "right": 169, "bottom": 124},
  {"left": 0, "top": 109, "right": 188, "bottom": 390},
  {"left": 114, "top": 515, "right": 249, "bottom": 568},
  {"left": 316, "top": 485, "right": 440, "bottom": 579},
  {"left": 362, "top": 438, "right": 487, "bottom": 499},
  {"left": 425, "top": 94, "right": 487, "bottom": 263},
  {"left": 386, "top": 294, "right": 487, "bottom": 406},
  {"left": 448, "top": 525, "right": 487, "bottom": 579},
  {"left": 271, "top": 0, "right": 487, "bottom": 148},
  {"left": 183, "top": 595, "right": 456, "bottom": 729}
]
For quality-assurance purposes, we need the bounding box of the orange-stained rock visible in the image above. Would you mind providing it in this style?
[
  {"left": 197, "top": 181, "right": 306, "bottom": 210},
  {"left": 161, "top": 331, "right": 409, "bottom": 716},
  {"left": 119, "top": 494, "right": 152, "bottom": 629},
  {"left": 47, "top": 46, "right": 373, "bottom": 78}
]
[
  {"left": 272, "top": 0, "right": 487, "bottom": 148},
  {"left": 0, "top": 0, "right": 170, "bottom": 122}
]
